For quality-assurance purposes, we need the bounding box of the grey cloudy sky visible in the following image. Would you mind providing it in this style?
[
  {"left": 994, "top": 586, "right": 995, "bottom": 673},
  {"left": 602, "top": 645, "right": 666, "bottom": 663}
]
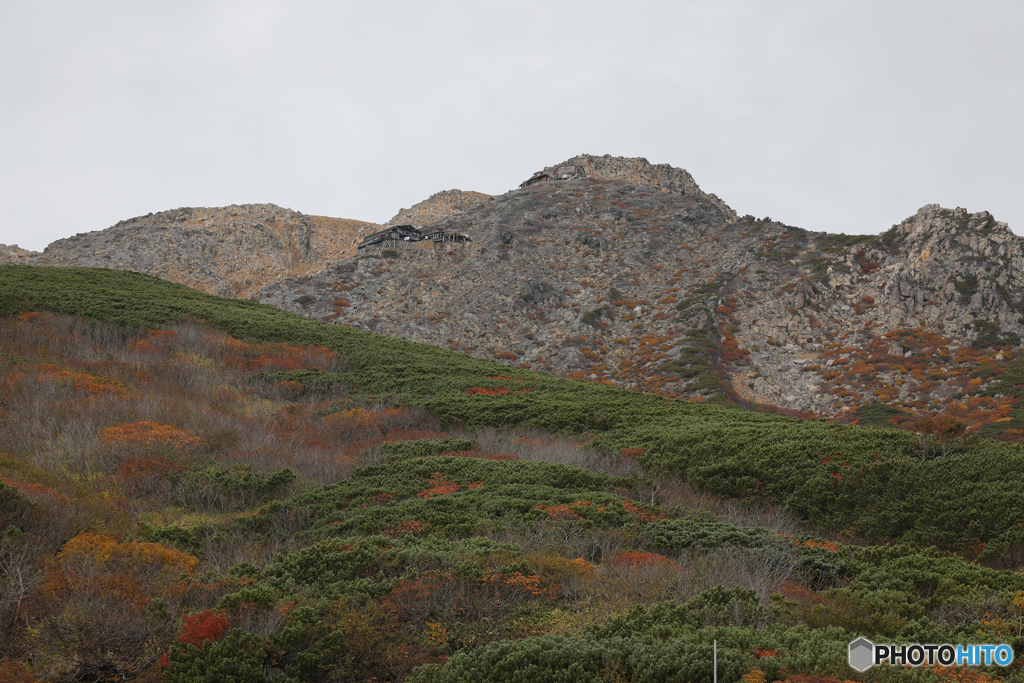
[{"left": 2, "top": 1, "right": 1022, "bottom": 252}]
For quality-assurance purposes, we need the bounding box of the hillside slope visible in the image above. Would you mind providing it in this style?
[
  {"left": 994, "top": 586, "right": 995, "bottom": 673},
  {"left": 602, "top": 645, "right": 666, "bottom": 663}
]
[
  {"left": 258, "top": 155, "right": 1024, "bottom": 430},
  {"left": 5, "top": 265, "right": 1024, "bottom": 682},
  {"left": 5, "top": 264, "right": 1024, "bottom": 559}
]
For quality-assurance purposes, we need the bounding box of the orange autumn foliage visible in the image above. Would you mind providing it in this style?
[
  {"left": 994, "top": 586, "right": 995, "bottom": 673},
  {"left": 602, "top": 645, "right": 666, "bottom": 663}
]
[
  {"left": 36, "top": 363, "right": 128, "bottom": 398},
  {"left": 99, "top": 421, "right": 204, "bottom": 455},
  {"left": 930, "top": 666, "right": 1006, "bottom": 682},
  {"left": 33, "top": 570, "right": 151, "bottom": 612},
  {"left": 568, "top": 557, "right": 594, "bottom": 574},
  {"left": 215, "top": 336, "right": 337, "bottom": 375},
  {"left": 778, "top": 581, "right": 826, "bottom": 606},
  {"left": 609, "top": 551, "right": 675, "bottom": 568},
  {"left": 417, "top": 473, "right": 461, "bottom": 498},
  {"left": 323, "top": 407, "right": 374, "bottom": 425},
  {"left": 533, "top": 504, "right": 583, "bottom": 521},
  {"left": 323, "top": 407, "right": 411, "bottom": 434},
  {"left": 621, "top": 500, "right": 668, "bottom": 522},
  {"left": 59, "top": 532, "right": 199, "bottom": 577},
  {"left": 798, "top": 539, "right": 840, "bottom": 552},
  {"left": 486, "top": 571, "right": 549, "bottom": 597},
  {"left": 741, "top": 670, "right": 766, "bottom": 683},
  {"left": 466, "top": 386, "right": 508, "bottom": 396},
  {"left": 798, "top": 538, "right": 840, "bottom": 552}
]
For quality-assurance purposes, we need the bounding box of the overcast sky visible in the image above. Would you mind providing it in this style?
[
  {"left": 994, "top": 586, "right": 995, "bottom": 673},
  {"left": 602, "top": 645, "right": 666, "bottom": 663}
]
[{"left": 2, "top": 1, "right": 1022, "bottom": 252}]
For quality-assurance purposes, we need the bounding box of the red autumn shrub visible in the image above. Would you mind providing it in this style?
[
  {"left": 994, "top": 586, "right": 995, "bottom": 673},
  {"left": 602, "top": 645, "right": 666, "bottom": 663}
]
[
  {"left": 178, "top": 610, "right": 230, "bottom": 648},
  {"left": 533, "top": 504, "right": 583, "bottom": 520},
  {"left": 417, "top": 474, "right": 461, "bottom": 498},
  {"left": 621, "top": 500, "right": 668, "bottom": 522}
]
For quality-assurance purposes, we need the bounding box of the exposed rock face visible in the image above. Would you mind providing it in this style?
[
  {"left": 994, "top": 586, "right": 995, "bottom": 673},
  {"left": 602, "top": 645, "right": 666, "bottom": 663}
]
[
  {"left": 553, "top": 154, "right": 737, "bottom": 219},
  {"left": 729, "top": 205, "right": 1024, "bottom": 411},
  {"left": 388, "top": 189, "right": 492, "bottom": 227},
  {"left": 882, "top": 205, "right": 1020, "bottom": 326},
  {"left": 0, "top": 244, "right": 38, "bottom": 263},
  {"left": 256, "top": 156, "right": 768, "bottom": 396},
  {"left": 256, "top": 156, "right": 1024, "bottom": 422},
  {"left": 5, "top": 204, "right": 378, "bottom": 298}
]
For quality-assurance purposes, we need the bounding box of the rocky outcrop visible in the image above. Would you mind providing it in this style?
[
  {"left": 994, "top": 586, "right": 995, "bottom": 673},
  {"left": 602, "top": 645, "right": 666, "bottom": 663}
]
[
  {"left": 256, "top": 156, "right": 1024, "bottom": 421},
  {"left": 882, "top": 205, "right": 1021, "bottom": 326},
  {"left": 711, "top": 205, "right": 1024, "bottom": 413},
  {"left": 0, "top": 244, "right": 38, "bottom": 264},
  {"left": 258, "top": 159, "right": 759, "bottom": 400},
  {"left": 7, "top": 204, "right": 378, "bottom": 298},
  {"left": 388, "top": 190, "right": 492, "bottom": 227},
  {"left": 553, "top": 154, "right": 737, "bottom": 219}
]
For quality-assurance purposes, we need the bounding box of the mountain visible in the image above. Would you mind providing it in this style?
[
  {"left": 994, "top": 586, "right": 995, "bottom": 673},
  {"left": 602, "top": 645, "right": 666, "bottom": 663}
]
[
  {"left": 7, "top": 154, "right": 1024, "bottom": 434},
  {"left": 257, "top": 155, "right": 1024, "bottom": 435},
  {"left": 0, "top": 204, "right": 380, "bottom": 298},
  {"left": 5, "top": 155, "right": 1024, "bottom": 682},
  {"left": 5, "top": 265, "right": 1024, "bottom": 682}
]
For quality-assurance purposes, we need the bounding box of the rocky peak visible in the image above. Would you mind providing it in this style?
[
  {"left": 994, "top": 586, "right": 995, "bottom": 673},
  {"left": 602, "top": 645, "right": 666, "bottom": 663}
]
[
  {"left": 257, "top": 176, "right": 1024, "bottom": 433},
  {"left": 895, "top": 204, "right": 1011, "bottom": 247},
  {"left": 553, "top": 153, "right": 737, "bottom": 219},
  {"left": 0, "top": 244, "right": 38, "bottom": 264},
  {"left": 11, "top": 203, "right": 378, "bottom": 298},
  {"left": 387, "top": 189, "right": 492, "bottom": 227},
  {"left": 856, "top": 205, "right": 1024, "bottom": 329}
]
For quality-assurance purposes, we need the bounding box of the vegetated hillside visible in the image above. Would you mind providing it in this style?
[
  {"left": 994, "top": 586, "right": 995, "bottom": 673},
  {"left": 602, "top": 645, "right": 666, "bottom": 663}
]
[
  {"left": 6, "top": 265, "right": 1024, "bottom": 556},
  {"left": 258, "top": 155, "right": 1024, "bottom": 440},
  {"left": 5, "top": 267, "right": 1024, "bottom": 682},
  {"left": 0, "top": 204, "right": 380, "bottom": 298}
]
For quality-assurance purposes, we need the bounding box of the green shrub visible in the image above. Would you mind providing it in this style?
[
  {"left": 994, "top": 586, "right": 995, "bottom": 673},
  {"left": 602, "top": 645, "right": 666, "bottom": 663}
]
[
  {"left": 383, "top": 438, "right": 477, "bottom": 463},
  {"left": 164, "top": 629, "right": 267, "bottom": 683}
]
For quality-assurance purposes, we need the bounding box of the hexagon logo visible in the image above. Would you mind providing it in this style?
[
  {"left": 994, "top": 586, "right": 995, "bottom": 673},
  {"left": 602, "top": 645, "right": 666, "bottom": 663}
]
[{"left": 849, "top": 638, "right": 875, "bottom": 672}]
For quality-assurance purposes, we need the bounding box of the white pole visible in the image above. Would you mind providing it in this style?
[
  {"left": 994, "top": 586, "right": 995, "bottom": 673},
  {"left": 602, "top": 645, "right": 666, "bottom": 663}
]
[{"left": 714, "top": 639, "right": 717, "bottom": 683}]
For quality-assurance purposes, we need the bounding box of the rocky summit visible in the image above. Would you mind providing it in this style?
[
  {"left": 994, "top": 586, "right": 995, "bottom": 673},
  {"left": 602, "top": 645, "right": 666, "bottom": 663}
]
[
  {"left": 387, "top": 189, "right": 492, "bottom": 227},
  {"left": 1, "top": 204, "right": 380, "bottom": 298},
  {"left": 257, "top": 155, "right": 1024, "bottom": 434}
]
